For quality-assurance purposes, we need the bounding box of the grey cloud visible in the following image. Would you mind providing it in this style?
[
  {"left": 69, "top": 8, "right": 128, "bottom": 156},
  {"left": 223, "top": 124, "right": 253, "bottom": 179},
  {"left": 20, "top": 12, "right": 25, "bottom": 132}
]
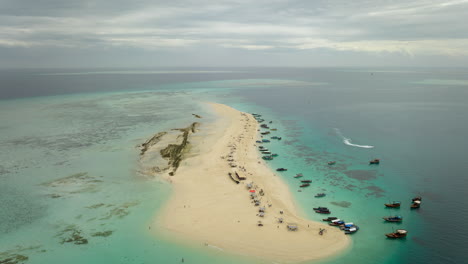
[{"left": 1, "top": 0, "right": 468, "bottom": 67}]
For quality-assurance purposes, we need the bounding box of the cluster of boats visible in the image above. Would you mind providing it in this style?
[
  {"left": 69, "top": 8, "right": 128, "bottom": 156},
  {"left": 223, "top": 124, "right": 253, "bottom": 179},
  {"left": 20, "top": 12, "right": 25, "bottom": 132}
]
[
  {"left": 385, "top": 196, "right": 422, "bottom": 209},
  {"left": 254, "top": 114, "right": 283, "bottom": 161},
  {"left": 381, "top": 196, "right": 422, "bottom": 239},
  {"left": 258, "top": 146, "right": 279, "bottom": 160},
  {"left": 323, "top": 217, "right": 359, "bottom": 234},
  {"left": 314, "top": 206, "right": 331, "bottom": 214}
]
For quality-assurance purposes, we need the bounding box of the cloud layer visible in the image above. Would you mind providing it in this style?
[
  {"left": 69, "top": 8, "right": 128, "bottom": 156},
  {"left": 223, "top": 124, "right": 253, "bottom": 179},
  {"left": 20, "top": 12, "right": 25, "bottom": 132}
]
[{"left": 1, "top": 0, "right": 468, "bottom": 67}]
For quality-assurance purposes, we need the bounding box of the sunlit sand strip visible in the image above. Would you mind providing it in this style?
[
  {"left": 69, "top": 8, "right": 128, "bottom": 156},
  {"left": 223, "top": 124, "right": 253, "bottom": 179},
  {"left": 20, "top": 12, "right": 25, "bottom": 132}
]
[{"left": 153, "top": 103, "right": 350, "bottom": 263}]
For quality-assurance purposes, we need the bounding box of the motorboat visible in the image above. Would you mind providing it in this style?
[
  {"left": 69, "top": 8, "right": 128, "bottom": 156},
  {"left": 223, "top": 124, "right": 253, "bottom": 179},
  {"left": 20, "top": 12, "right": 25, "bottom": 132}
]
[
  {"left": 385, "top": 229, "right": 408, "bottom": 238},
  {"left": 383, "top": 216, "right": 403, "bottom": 222},
  {"left": 385, "top": 201, "right": 401, "bottom": 208}
]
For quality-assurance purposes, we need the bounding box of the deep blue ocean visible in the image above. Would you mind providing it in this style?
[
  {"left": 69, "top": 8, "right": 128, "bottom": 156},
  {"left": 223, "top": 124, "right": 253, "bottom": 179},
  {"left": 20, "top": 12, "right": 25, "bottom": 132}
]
[{"left": 1, "top": 68, "right": 467, "bottom": 264}]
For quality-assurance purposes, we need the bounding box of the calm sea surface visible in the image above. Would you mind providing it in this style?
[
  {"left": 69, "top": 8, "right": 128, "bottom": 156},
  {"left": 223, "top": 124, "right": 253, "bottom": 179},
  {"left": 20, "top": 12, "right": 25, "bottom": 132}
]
[{"left": 1, "top": 68, "right": 467, "bottom": 264}]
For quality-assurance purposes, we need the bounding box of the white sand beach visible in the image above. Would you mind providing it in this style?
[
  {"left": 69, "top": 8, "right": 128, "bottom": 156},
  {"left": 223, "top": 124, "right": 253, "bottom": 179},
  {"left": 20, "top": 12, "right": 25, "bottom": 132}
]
[{"left": 153, "top": 103, "right": 350, "bottom": 263}]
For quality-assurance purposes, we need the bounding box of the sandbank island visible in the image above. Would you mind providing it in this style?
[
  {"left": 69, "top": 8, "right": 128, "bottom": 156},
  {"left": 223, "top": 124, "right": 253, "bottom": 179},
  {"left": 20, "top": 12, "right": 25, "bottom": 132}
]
[{"left": 142, "top": 103, "right": 350, "bottom": 263}]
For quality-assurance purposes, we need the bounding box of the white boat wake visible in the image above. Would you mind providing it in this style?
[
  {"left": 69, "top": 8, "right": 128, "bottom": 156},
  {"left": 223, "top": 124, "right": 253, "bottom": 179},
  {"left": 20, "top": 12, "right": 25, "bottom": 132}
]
[{"left": 334, "top": 128, "right": 374, "bottom": 149}]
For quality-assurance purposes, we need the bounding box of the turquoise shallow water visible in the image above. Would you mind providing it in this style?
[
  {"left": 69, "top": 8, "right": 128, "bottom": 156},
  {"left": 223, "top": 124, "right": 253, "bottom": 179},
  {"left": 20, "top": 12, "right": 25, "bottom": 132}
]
[{"left": 1, "top": 68, "right": 468, "bottom": 264}]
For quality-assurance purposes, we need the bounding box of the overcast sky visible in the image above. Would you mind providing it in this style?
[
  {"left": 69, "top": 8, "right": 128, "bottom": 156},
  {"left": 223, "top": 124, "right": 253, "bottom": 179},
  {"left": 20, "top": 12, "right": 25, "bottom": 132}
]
[{"left": 1, "top": 0, "right": 468, "bottom": 68}]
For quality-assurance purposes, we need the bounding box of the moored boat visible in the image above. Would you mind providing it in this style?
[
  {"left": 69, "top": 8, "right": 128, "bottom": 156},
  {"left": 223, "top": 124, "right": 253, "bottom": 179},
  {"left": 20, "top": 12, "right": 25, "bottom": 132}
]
[
  {"left": 328, "top": 161, "right": 336, "bottom": 165},
  {"left": 262, "top": 139, "right": 270, "bottom": 143},
  {"left": 300, "top": 183, "right": 310, "bottom": 188},
  {"left": 294, "top": 173, "right": 303, "bottom": 178},
  {"left": 276, "top": 168, "right": 287, "bottom": 171},
  {"left": 344, "top": 226, "right": 359, "bottom": 234},
  {"left": 385, "top": 201, "right": 401, "bottom": 208},
  {"left": 315, "top": 207, "right": 331, "bottom": 214},
  {"left": 385, "top": 229, "right": 408, "bottom": 238},
  {"left": 329, "top": 219, "right": 344, "bottom": 226},
  {"left": 411, "top": 200, "right": 421, "bottom": 209},
  {"left": 300, "top": 180, "right": 312, "bottom": 183},
  {"left": 370, "top": 158, "right": 380, "bottom": 165},
  {"left": 262, "top": 155, "right": 273, "bottom": 160},
  {"left": 271, "top": 153, "right": 278, "bottom": 157},
  {"left": 313, "top": 206, "right": 328, "bottom": 210},
  {"left": 412, "top": 196, "right": 422, "bottom": 202},
  {"left": 322, "top": 216, "right": 338, "bottom": 221},
  {"left": 383, "top": 216, "right": 403, "bottom": 222},
  {"left": 315, "top": 193, "right": 326, "bottom": 198}
]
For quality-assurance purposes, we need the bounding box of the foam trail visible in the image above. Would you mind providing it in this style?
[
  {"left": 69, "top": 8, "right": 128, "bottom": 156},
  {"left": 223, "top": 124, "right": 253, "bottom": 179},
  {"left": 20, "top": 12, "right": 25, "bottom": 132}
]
[{"left": 334, "top": 128, "right": 374, "bottom": 149}]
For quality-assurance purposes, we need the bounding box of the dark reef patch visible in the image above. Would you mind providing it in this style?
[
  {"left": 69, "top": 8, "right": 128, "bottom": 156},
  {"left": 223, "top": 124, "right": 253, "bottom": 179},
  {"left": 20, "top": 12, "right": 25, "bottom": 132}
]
[
  {"left": 343, "top": 170, "right": 377, "bottom": 181},
  {"left": 91, "top": 230, "right": 113, "bottom": 237},
  {"left": 330, "top": 201, "right": 352, "bottom": 208},
  {"left": 363, "top": 185, "right": 385, "bottom": 197},
  {"left": 56, "top": 225, "right": 88, "bottom": 245},
  {"left": 139, "top": 132, "right": 167, "bottom": 156},
  {"left": 158, "top": 122, "right": 199, "bottom": 175}
]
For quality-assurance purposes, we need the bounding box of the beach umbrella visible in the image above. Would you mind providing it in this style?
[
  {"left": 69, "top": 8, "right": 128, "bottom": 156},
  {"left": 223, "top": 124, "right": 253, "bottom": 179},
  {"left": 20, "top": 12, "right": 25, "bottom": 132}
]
[{"left": 249, "top": 190, "right": 256, "bottom": 193}]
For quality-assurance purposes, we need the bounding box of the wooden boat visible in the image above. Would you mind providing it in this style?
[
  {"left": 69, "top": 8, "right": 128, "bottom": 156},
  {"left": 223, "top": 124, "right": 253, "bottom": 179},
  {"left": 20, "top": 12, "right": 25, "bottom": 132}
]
[
  {"left": 315, "top": 193, "right": 326, "bottom": 198},
  {"left": 228, "top": 172, "right": 239, "bottom": 184},
  {"left": 328, "top": 161, "right": 336, "bottom": 165},
  {"left": 340, "top": 222, "right": 355, "bottom": 230},
  {"left": 385, "top": 201, "right": 401, "bottom": 208},
  {"left": 294, "top": 173, "right": 303, "bottom": 178},
  {"left": 235, "top": 172, "right": 246, "bottom": 181},
  {"left": 410, "top": 200, "right": 421, "bottom": 209},
  {"left": 345, "top": 226, "right": 359, "bottom": 234},
  {"left": 255, "top": 140, "right": 262, "bottom": 143},
  {"left": 276, "top": 168, "right": 287, "bottom": 171},
  {"left": 322, "top": 217, "right": 338, "bottom": 221},
  {"left": 329, "top": 219, "right": 344, "bottom": 226},
  {"left": 299, "top": 183, "right": 310, "bottom": 188},
  {"left": 270, "top": 128, "right": 277, "bottom": 131},
  {"left": 262, "top": 151, "right": 271, "bottom": 154},
  {"left": 300, "top": 180, "right": 312, "bottom": 183},
  {"left": 262, "top": 155, "right": 273, "bottom": 160},
  {"left": 385, "top": 229, "right": 408, "bottom": 238},
  {"left": 412, "top": 196, "right": 422, "bottom": 202},
  {"left": 369, "top": 159, "right": 380, "bottom": 165},
  {"left": 261, "top": 131, "right": 270, "bottom": 135},
  {"left": 383, "top": 216, "right": 403, "bottom": 222},
  {"left": 271, "top": 153, "right": 278, "bottom": 157},
  {"left": 313, "top": 206, "right": 328, "bottom": 211},
  {"left": 314, "top": 207, "right": 331, "bottom": 214},
  {"left": 262, "top": 139, "right": 270, "bottom": 142}
]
